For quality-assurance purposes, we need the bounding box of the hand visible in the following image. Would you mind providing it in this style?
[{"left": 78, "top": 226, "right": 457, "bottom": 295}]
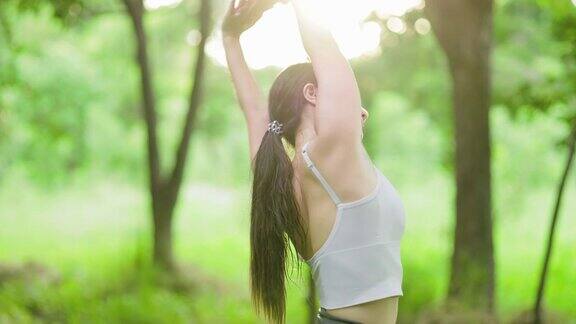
[{"left": 222, "top": 0, "right": 283, "bottom": 38}]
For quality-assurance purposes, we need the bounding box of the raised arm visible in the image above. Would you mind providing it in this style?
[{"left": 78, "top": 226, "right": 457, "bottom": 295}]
[
  {"left": 291, "top": 0, "right": 363, "bottom": 146},
  {"left": 222, "top": 0, "right": 277, "bottom": 161}
]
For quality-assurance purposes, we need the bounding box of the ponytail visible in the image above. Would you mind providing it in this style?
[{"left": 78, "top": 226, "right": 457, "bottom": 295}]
[
  {"left": 249, "top": 130, "right": 307, "bottom": 324},
  {"left": 249, "top": 62, "right": 316, "bottom": 324}
]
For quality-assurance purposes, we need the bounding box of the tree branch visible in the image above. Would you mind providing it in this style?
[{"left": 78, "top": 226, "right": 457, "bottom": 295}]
[
  {"left": 122, "top": 0, "right": 162, "bottom": 192},
  {"left": 533, "top": 117, "right": 576, "bottom": 323},
  {"left": 167, "top": 0, "right": 212, "bottom": 200}
]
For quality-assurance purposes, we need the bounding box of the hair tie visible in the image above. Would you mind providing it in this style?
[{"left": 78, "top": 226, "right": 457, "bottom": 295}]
[{"left": 268, "top": 120, "right": 284, "bottom": 135}]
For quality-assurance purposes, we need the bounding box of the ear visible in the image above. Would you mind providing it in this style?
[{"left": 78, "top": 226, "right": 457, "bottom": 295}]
[{"left": 302, "top": 83, "right": 317, "bottom": 106}]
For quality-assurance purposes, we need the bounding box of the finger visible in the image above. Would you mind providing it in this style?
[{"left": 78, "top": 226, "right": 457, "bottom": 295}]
[
  {"left": 235, "top": 0, "right": 255, "bottom": 17},
  {"left": 258, "top": 0, "right": 278, "bottom": 14},
  {"left": 252, "top": 0, "right": 270, "bottom": 11},
  {"left": 235, "top": 0, "right": 252, "bottom": 14},
  {"left": 240, "top": 6, "right": 262, "bottom": 27},
  {"left": 246, "top": 3, "right": 264, "bottom": 20},
  {"left": 248, "top": 1, "right": 269, "bottom": 16},
  {"left": 227, "top": 0, "right": 244, "bottom": 16},
  {"left": 239, "top": 0, "right": 250, "bottom": 8},
  {"left": 242, "top": 1, "right": 258, "bottom": 15}
]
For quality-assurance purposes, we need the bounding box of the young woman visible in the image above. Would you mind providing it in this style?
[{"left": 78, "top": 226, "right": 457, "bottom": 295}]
[{"left": 222, "top": 1, "right": 406, "bottom": 323}]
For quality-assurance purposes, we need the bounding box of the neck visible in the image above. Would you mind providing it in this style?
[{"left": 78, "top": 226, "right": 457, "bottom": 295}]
[{"left": 294, "top": 107, "right": 316, "bottom": 151}]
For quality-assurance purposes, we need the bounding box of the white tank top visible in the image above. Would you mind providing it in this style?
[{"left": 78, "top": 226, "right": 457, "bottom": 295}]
[{"left": 298, "top": 141, "right": 406, "bottom": 309}]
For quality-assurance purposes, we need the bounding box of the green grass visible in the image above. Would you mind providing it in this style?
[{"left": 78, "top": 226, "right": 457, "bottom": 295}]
[
  {"left": 0, "top": 170, "right": 574, "bottom": 323},
  {"left": 1, "top": 104, "right": 576, "bottom": 322}
]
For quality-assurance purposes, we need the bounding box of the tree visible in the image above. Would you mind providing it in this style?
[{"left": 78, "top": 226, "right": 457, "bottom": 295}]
[
  {"left": 121, "top": 0, "right": 212, "bottom": 270},
  {"left": 532, "top": 119, "right": 575, "bottom": 323},
  {"left": 0, "top": 0, "right": 101, "bottom": 180},
  {"left": 531, "top": 2, "right": 576, "bottom": 322},
  {"left": 425, "top": 0, "right": 496, "bottom": 312}
]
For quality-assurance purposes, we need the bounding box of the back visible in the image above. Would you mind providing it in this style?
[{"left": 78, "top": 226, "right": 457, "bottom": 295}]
[
  {"left": 294, "top": 140, "right": 406, "bottom": 323},
  {"left": 295, "top": 140, "right": 380, "bottom": 257}
]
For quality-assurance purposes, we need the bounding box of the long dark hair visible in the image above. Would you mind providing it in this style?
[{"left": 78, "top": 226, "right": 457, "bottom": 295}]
[{"left": 250, "top": 63, "right": 317, "bottom": 324}]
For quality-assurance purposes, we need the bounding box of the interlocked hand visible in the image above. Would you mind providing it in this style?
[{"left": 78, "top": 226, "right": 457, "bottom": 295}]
[{"left": 222, "top": 0, "right": 287, "bottom": 38}]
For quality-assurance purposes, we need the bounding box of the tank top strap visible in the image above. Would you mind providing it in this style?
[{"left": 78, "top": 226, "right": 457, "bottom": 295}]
[{"left": 301, "top": 141, "right": 342, "bottom": 206}]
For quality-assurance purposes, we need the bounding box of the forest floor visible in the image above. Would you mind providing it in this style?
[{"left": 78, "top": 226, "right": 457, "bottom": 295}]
[{"left": 0, "top": 174, "right": 574, "bottom": 323}]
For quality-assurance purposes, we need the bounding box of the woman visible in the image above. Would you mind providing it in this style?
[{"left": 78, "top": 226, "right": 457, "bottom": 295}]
[{"left": 222, "top": 1, "right": 406, "bottom": 323}]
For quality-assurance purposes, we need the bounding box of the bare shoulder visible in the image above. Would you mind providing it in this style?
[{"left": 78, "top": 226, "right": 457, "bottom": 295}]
[
  {"left": 305, "top": 134, "right": 364, "bottom": 166},
  {"left": 301, "top": 134, "right": 378, "bottom": 204},
  {"left": 302, "top": 135, "right": 370, "bottom": 184}
]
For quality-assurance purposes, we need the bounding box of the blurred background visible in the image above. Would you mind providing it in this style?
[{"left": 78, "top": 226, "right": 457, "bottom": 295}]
[{"left": 0, "top": 0, "right": 575, "bottom": 323}]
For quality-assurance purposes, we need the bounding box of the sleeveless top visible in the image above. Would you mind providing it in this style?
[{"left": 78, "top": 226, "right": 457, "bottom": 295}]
[{"left": 298, "top": 141, "right": 406, "bottom": 310}]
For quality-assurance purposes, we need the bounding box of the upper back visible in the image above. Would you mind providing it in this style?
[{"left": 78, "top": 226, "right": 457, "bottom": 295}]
[
  {"left": 293, "top": 139, "right": 406, "bottom": 310},
  {"left": 294, "top": 139, "right": 385, "bottom": 259}
]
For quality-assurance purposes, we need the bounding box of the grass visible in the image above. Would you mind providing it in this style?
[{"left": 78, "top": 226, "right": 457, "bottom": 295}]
[
  {"left": 0, "top": 168, "right": 574, "bottom": 323},
  {"left": 1, "top": 108, "right": 575, "bottom": 323}
]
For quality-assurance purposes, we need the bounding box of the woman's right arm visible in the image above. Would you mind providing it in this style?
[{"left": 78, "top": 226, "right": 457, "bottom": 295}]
[
  {"left": 291, "top": 0, "right": 364, "bottom": 146},
  {"left": 222, "top": 0, "right": 277, "bottom": 161},
  {"left": 223, "top": 36, "right": 268, "bottom": 162}
]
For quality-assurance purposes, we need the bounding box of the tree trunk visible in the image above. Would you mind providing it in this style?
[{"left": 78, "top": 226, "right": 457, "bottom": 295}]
[
  {"left": 166, "top": 0, "right": 211, "bottom": 206},
  {"left": 153, "top": 194, "right": 176, "bottom": 269},
  {"left": 533, "top": 121, "right": 576, "bottom": 324},
  {"left": 123, "top": 0, "right": 162, "bottom": 190},
  {"left": 426, "top": 0, "right": 495, "bottom": 312},
  {"left": 122, "top": 0, "right": 211, "bottom": 270},
  {"left": 123, "top": 0, "right": 165, "bottom": 267}
]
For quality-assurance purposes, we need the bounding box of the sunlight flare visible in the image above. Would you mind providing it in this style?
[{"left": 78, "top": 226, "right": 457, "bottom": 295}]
[
  {"left": 144, "top": 0, "right": 182, "bottom": 10},
  {"left": 386, "top": 16, "right": 406, "bottom": 34},
  {"left": 414, "top": 18, "right": 431, "bottom": 35},
  {"left": 209, "top": 0, "right": 422, "bottom": 69}
]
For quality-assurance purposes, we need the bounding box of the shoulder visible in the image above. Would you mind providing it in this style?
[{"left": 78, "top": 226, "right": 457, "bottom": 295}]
[
  {"left": 307, "top": 134, "right": 363, "bottom": 157},
  {"left": 304, "top": 135, "right": 364, "bottom": 166}
]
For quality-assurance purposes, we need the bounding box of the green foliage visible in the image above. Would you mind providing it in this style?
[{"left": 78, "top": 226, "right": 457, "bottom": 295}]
[
  {"left": 1, "top": 0, "right": 576, "bottom": 322},
  {"left": 494, "top": 0, "right": 576, "bottom": 132},
  {"left": 0, "top": 4, "right": 140, "bottom": 186},
  {"left": 0, "top": 141, "right": 574, "bottom": 322}
]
